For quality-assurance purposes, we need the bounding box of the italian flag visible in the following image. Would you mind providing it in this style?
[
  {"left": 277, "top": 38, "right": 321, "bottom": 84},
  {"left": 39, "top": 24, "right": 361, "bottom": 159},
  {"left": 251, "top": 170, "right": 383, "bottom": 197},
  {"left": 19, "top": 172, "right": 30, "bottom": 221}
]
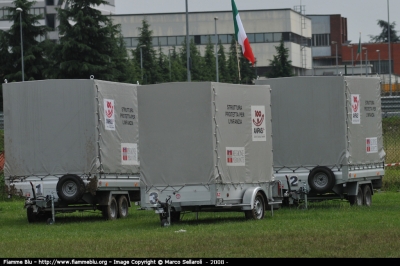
[{"left": 231, "top": 0, "right": 255, "bottom": 65}]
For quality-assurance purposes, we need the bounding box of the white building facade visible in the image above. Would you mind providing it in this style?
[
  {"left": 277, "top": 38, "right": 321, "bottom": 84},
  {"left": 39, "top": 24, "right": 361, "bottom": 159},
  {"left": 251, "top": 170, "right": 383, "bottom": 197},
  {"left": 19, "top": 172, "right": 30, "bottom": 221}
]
[{"left": 112, "top": 9, "right": 313, "bottom": 76}]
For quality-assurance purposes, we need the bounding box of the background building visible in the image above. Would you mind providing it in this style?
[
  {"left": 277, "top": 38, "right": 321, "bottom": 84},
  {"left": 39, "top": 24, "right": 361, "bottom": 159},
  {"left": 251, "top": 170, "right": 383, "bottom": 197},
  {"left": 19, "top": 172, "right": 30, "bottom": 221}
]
[
  {"left": 112, "top": 9, "right": 313, "bottom": 77},
  {"left": 0, "top": 0, "right": 115, "bottom": 41}
]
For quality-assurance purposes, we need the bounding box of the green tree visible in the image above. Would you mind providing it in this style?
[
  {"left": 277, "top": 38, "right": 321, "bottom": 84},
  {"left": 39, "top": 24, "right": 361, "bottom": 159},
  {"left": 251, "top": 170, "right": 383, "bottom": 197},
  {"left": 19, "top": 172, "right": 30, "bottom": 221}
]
[
  {"left": 2, "top": 0, "right": 50, "bottom": 82},
  {"left": 217, "top": 41, "right": 230, "bottom": 83},
  {"left": 240, "top": 53, "right": 256, "bottom": 84},
  {"left": 169, "top": 47, "right": 186, "bottom": 82},
  {"left": 133, "top": 19, "right": 159, "bottom": 84},
  {"left": 0, "top": 31, "right": 13, "bottom": 85},
  {"left": 107, "top": 23, "right": 137, "bottom": 83},
  {"left": 369, "top": 20, "right": 400, "bottom": 43},
  {"left": 49, "top": 0, "right": 125, "bottom": 80},
  {"left": 156, "top": 46, "right": 169, "bottom": 83},
  {"left": 266, "top": 39, "right": 293, "bottom": 78},
  {"left": 180, "top": 38, "right": 204, "bottom": 81},
  {"left": 203, "top": 37, "right": 216, "bottom": 81},
  {"left": 227, "top": 36, "right": 240, "bottom": 84}
]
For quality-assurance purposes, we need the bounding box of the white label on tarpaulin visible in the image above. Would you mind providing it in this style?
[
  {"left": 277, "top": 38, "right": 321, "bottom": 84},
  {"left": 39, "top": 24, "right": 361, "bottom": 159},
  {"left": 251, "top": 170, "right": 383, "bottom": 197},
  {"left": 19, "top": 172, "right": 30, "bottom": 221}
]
[
  {"left": 366, "top": 137, "right": 378, "bottom": 153},
  {"left": 226, "top": 147, "right": 245, "bottom": 166},
  {"left": 104, "top": 99, "right": 115, "bottom": 130},
  {"left": 351, "top": 94, "right": 360, "bottom": 124},
  {"left": 251, "top": 105, "right": 267, "bottom": 141},
  {"left": 121, "top": 143, "right": 139, "bottom": 165}
]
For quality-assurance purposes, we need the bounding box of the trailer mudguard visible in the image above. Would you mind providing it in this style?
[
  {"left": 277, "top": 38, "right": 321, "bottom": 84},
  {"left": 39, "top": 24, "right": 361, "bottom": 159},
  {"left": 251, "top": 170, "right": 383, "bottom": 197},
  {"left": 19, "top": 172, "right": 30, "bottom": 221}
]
[
  {"left": 346, "top": 181, "right": 373, "bottom": 196},
  {"left": 241, "top": 187, "right": 264, "bottom": 210}
]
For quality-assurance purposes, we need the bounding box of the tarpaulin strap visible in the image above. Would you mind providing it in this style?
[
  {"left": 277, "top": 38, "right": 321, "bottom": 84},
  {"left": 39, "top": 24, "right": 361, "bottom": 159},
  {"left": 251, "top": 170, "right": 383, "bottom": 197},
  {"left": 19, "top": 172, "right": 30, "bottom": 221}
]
[
  {"left": 95, "top": 84, "right": 104, "bottom": 174},
  {"left": 212, "top": 87, "right": 222, "bottom": 182},
  {"left": 344, "top": 79, "right": 352, "bottom": 164}
]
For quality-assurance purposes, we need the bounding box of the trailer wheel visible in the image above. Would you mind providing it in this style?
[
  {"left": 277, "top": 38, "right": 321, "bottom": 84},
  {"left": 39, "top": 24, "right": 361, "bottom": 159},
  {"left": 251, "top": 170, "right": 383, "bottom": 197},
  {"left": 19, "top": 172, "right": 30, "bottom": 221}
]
[
  {"left": 308, "top": 166, "right": 335, "bottom": 194},
  {"left": 363, "top": 185, "right": 372, "bottom": 207},
  {"left": 27, "top": 207, "right": 37, "bottom": 223},
  {"left": 244, "top": 192, "right": 265, "bottom": 220},
  {"left": 117, "top": 196, "right": 129, "bottom": 218},
  {"left": 170, "top": 211, "right": 181, "bottom": 223},
  {"left": 56, "top": 175, "right": 85, "bottom": 203},
  {"left": 102, "top": 196, "right": 118, "bottom": 220},
  {"left": 161, "top": 219, "right": 168, "bottom": 227},
  {"left": 349, "top": 185, "right": 363, "bottom": 206}
]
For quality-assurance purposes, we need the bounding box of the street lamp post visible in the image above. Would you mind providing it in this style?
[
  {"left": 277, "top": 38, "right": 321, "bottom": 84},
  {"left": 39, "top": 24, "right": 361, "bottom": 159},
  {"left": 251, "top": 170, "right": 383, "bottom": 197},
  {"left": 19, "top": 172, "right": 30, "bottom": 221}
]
[
  {"left": 332, "top": 41, "right": 338, "bottom": 76},
  {"left": 376, "top": 50, "right": 381, "bottom": 76},
  {"left": 214, "top": 17, "right": 219, "bottom": 82},
  {"left": 348, "top": 44, "right": 354, "bottom": 76},
  {"left": 16, "top": 7, "right": 24, "bottom": 82}
]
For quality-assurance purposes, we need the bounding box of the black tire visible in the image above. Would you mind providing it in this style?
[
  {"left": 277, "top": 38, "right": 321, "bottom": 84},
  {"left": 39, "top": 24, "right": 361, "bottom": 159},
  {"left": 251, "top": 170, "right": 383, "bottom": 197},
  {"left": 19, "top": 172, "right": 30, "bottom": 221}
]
[
  {"left": 56, "top": 175, "right": 85, "bottom": 203},
  {"left": 349, "top": 185, "right": 364, "bottom": 206},
  {"left": 117, "top": 196, "right": 129, "bottom": 218},
  {"left": 363, "top": 185, "right": 372, "bottom": 207},
  {"left": 244, "top": 192, "right": 265, "bottom": 220},
  {"left": 102, "top": 196, "right": 118, "bottom": 220},
  {"left": 170, "top": 211, "right": 181, "bottom": 223},
  {"left": 161, "top": 219, "right": 168, "bottom": 227},
  {"left": 27, "top": 207, "right": 37, "bottom": 223},
  {"left": 308, "top": 166, "right": 336, "bottom": 194}
]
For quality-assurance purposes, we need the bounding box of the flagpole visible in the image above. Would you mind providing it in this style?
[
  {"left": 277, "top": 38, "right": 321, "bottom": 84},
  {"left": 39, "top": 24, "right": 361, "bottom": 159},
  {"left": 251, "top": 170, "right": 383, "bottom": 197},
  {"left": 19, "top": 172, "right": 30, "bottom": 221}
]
[{"left": 235, "top": 41, "right": 241, "bottom": 83}]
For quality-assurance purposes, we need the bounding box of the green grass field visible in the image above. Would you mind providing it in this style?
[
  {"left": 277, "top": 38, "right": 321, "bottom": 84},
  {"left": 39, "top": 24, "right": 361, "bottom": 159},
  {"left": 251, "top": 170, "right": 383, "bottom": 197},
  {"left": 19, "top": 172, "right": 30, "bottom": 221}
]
[{"left": 1, "top": 191, "right": 400, "bottom": 258}]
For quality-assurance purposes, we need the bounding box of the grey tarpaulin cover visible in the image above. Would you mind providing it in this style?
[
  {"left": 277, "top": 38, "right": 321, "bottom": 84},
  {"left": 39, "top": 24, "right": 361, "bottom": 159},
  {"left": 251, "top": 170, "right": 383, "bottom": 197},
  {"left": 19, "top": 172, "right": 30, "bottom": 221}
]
[
  {"left": 138, "top": 82, "right": 273, "bottom": 187},
  {"left": 3, "top": 79, "right": 139, "bottom": 177},
  {"left": 255, "top": 76, "right": 385, "bottom": 168}
]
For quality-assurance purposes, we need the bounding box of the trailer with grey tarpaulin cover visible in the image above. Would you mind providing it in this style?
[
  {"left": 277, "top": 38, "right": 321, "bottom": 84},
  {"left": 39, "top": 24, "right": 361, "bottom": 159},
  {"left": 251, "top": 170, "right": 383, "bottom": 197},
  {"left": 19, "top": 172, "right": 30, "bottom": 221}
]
[
  {"left": 255, "top": 76, "right": 385, "bottom": 207},
  {"left": 137, "top": 82, "right": 282, "bottom": 226},
  {"left": 3, "top": 79, "right": 140, "bottom": 223}
]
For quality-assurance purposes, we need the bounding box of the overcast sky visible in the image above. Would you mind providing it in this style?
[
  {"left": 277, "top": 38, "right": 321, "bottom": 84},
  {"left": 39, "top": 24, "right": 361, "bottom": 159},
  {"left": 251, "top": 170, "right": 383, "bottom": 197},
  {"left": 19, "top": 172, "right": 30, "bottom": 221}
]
[{"left": 114, "top": 0, "right": 399, "bottom": 44}]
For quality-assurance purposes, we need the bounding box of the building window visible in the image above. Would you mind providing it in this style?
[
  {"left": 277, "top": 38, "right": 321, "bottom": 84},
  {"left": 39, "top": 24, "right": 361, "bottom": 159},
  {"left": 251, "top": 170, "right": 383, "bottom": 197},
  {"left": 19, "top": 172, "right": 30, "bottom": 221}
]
[
  {"left": 168, "top": 36, "right": 176, "bottom": 46},
  {"left": 273, "top": 32, "right": 282, "bottom": 42},
  {"left": 152, "top": 37, "right": 158, "bottom": 46},
  {"left": 46, "top": 14, "right": 56, "bottom": 30},
  {"left": 218, "top": 34, "right": 227, "bottom": 44},
  {"left": 177, "top": 36, "right": 185, "bottom": 45},
  {"left": 194, "top": 35, "right": 201, "bottom": 45},
  {"left": 227, "top": 34, "right": 233, "bottom": 44},
  {"left": 123, "top": 31, "right": 309, "bottom": 47},
  {"left": 265, "top": 33, "right": 273, "bottom": 42},
  {"left": 131, "top": 37, "right": 139, "bottom": 47},
  {"left": 123, "top": 38, "right": 131, "bottom": 47},
  {"left": 247, "top": 33, "right": 255, "bottom": 43},
  {"left": 312, "top": 34, "right": 330, "bottom": 46},
  {"left": 255, "top": 33, "right": 264, "bottom": 43}
]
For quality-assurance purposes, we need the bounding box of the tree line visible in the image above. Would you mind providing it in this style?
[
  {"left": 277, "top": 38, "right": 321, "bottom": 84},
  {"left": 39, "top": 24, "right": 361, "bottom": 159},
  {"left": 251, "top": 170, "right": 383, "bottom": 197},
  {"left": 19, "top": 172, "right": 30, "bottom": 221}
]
[{"left": 0, "top": 0, "right": 270, "bottom": 86}]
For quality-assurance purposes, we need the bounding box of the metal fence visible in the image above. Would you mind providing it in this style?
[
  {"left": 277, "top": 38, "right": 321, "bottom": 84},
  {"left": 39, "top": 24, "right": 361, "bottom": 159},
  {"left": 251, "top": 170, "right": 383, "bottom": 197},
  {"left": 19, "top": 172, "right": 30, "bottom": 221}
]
[{"left": 381, "top": 79, "right": 400, "bottom": 188}]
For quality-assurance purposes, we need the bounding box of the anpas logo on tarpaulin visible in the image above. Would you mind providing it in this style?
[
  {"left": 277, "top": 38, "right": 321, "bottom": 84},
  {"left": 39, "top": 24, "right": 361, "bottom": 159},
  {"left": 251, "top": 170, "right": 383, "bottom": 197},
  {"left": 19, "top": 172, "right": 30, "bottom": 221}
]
[
  {"left": 351, "top": 94, "right": 360, "bottom": 124},
  {"left": 104, "top": 99, "right": 115, "bottom": 130},
  {"left": 251, "top": 105, "right": 266, "bottom": 141}
]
